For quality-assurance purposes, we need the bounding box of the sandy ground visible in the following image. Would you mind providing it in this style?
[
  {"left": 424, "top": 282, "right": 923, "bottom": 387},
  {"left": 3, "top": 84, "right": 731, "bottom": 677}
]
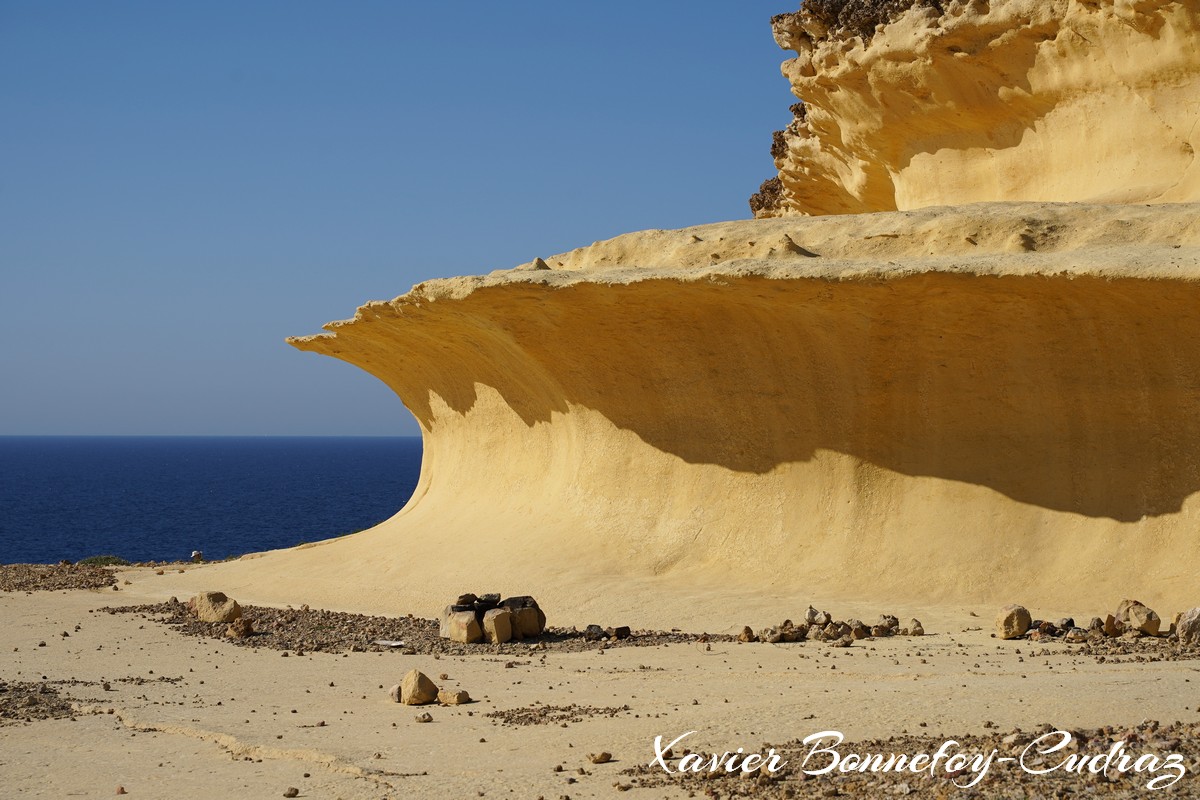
[{"left": 3, "top": 574, "right": 1198, "bottom": 798}]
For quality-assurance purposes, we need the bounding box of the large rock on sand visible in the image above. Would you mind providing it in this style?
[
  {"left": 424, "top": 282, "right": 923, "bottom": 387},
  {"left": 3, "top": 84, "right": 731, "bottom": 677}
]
[
  {"left": 1116, "top": 599, "right": 1161, "bottom": 636},
  {"left": 444, "top": 610, "right": 482, "bottom": 644},
  {"left": 500, "top": 597, "right": 546, "bottom": 639},
  {"left": 482, "top": 608, "right": 513, "bottom": 644},
  {"left": 995, "top": 605, "right": 1032, "bottom": 640},
  {"left": 399, "top": 670, "right": 438, "bottom": 705},
  {"left": 187, "top": 592, "right": 242, "bottom": 623},
  {"left": 1177, "top": 608, "right": 1200, "bottom": 645}
]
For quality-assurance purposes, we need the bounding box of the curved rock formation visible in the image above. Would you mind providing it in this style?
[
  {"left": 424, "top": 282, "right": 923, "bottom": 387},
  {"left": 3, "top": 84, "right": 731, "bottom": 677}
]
[
  {"left": 754, "top": 0, "right": 1200, "bottom": 216},
  {"left": 169, "top": 4, "right": 1199, "bottom": 623},
  {"left": 229, "top": 202, "right": 1200, "bottom": 619}
]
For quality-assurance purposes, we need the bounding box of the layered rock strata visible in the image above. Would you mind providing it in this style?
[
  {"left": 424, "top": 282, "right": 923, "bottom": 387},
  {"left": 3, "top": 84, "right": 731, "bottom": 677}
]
[{"left": 754, "top": 0, "right": 1200, "bottom": 216}]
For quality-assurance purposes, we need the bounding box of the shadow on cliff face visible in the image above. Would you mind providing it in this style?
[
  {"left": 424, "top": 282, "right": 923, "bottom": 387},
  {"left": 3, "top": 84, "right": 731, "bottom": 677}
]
[{"left": 331, "top": 272, "right": 1200, "bottom": 523}]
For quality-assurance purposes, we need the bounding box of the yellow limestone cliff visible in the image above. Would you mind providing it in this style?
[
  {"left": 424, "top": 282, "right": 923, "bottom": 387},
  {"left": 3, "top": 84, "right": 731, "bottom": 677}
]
[
  {"left": 752, "top": 0, "right": 1200, "bottom": 216},
  {"left": 171, "top": 1, "right": 1200, "bottom": 623},
  {"left": 258, "top": 202, "right": 1200, "bottom": 619}
]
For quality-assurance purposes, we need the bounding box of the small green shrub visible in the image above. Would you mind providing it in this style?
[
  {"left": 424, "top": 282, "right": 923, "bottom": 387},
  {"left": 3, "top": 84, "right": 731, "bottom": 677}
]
[{"left": 76, "top": 555, "right": 131, "bottom": 567}]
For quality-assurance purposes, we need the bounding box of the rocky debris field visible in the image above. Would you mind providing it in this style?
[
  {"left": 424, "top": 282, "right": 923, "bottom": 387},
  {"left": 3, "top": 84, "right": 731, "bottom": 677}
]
[
  {"left": 100, "top": 599, "right": 733, "bottom": 656},
  {"left": 98, "top": 593, "right": 1200, "bottom": 665},
  {"left": 992, "top": 600, "right": 1200, "bottom": 663},
  {"left": 438, "top": 592, "right": 549, "bottom": 644},
  {"left": 485, "top": 702, "right": 633, "bottom": 727},
  {"left": 623, "top": 720, "right": 1200, "bottom": 798},
  {"left": 0, "top": 680, "right": 79, "bottom": 725},
  {"left": 0, "top": 563, "right": 118, "bottom": 592},
  {"left": 737, "top": 606, "right": 924, "bottom": 646}
]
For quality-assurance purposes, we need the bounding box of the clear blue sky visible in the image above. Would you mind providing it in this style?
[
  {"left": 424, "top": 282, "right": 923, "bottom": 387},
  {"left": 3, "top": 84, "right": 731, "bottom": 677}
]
[{"left": 0, "top": 1, "right": 796, "bottom": 436}]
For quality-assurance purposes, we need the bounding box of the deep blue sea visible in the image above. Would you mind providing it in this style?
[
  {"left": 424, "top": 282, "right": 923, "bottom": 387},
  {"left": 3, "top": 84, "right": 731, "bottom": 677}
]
[{"left": 0, "top": 437, "right": 422, "bottom": 564}]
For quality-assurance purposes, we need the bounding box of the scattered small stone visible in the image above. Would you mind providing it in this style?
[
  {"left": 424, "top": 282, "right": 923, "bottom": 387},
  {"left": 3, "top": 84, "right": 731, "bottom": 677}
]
[
  {"left": 100, "top": 602, "right": 733, "bottom": 655},
  {"left": 589, "top": 751, "right": 613, "bottom": 764},
  {"left": 283, "top": 788, "right": 299, "bottom": 798},
  {"left": 0, "top": 681, "right": 77, "bottom": 724},
  {"left": 1064, "top": 627, "right": 1088, "bottom": 643},
  {"left": 0, "top": 563, "right": 118, "bottom": 592},
  {"left": 414, "top": 712, "right": 433, "bottom": 723},
  {"left": 486, "top": 704, "right": 630, "bottom": 726},
  {"left": 624, "top": 719, "right": 1200, "bottom": 796}
]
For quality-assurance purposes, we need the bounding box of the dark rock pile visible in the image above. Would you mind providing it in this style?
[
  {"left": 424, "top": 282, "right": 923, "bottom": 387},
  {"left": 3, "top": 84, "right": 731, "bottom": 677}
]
[
  {"left": 101, "top": 601, "right": 730, "bottom": 655},
  {"left": 439, "top": 593, "right": 548, "bottom": 645},
  {"left": 485, "top": 703, "right": 633, "bottom": 727},
  {"left": 0, "top": 563, "right": 118, "bottom": 592},
  {"left": 995, "top": 599, "right": 1197, "bottom": 646},
  {"left": 739, "top": 606, "right": 923, "bottom": 646},
  {"left": 0, "top": 681, "right": 78, "bottom": 725},
  {"left": 582, "top": 624, "right": 631, "bottom": 642}
]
